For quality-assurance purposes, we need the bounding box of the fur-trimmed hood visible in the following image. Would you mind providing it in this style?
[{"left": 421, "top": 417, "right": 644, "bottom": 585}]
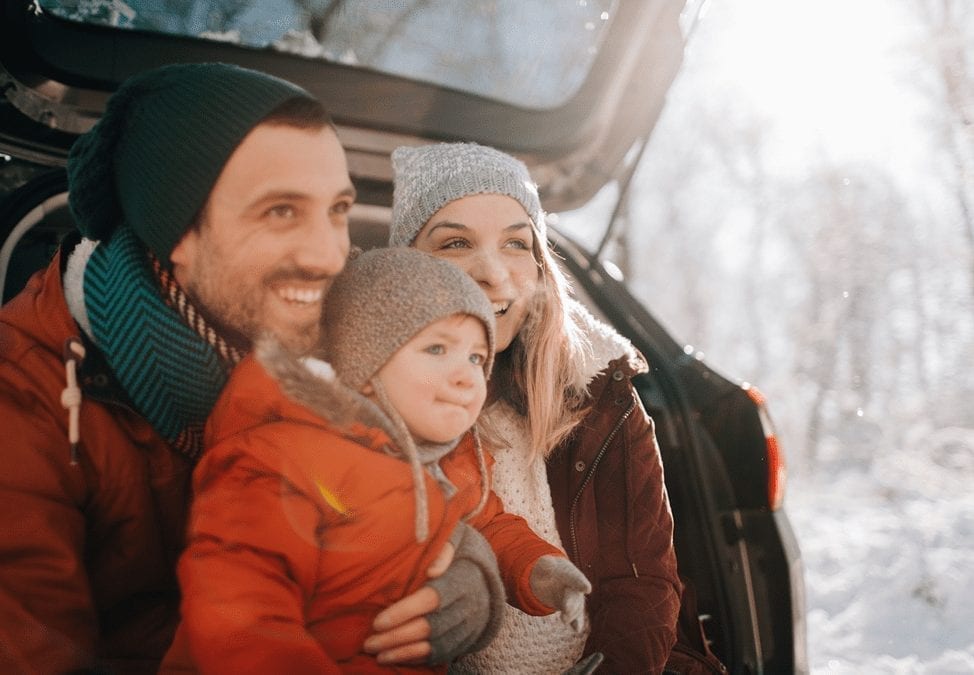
[
  {"left": 567, "top": 298, "right": 645, "bottom": 393},
  {"left": 243, "top": 338, "right": 489, "bottom": 543},
  {"left": 254, "top": 338, "right": 410, "bottom": 455}
]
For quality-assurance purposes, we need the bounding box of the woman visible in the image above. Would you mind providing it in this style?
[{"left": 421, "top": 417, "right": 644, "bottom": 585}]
[{"left": 389, "top": 142, "right": 682, "bottom": 674}]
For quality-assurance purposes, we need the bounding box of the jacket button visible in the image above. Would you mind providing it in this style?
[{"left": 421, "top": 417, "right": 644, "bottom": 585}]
[
  {"left": 574, "top": 460, "right": 586, "bottom": 472},
  {"left": 93, "top": 374, "right": 109, "bottom": 387},
  {"left": 612, "top": 370, "right": 624, "bottom": 381}
]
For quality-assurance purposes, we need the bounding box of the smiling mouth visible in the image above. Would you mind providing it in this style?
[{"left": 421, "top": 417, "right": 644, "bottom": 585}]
[
  {"left": 492, "top": 301, "right": 511, "bottom": 316},
  {"left": 277, "top": 286, "right": 324, "bottom": 306}
]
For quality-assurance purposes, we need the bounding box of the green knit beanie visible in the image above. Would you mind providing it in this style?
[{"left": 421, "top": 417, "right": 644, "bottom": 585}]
[
  {"left": 67, "top": 62, "right": 313, "bottom": 262},
  {"left": 322, "top": 247, "right": 496, "bottom": 392}
]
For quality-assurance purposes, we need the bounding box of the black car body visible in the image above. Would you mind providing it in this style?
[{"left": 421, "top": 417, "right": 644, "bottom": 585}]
[{"left": 0, "top": 1, "right": 806, "bottom": 672}]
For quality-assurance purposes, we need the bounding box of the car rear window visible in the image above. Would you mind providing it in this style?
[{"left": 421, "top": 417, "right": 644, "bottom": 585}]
[{"left": 39, "top": 0, "right": 617, "bottom": 109}]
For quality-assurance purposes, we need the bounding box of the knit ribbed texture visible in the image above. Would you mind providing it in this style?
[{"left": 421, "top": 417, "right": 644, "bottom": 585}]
[
  {"left": 151, "top": 251, "right": 247, "bottom": 366},
  {"left": 322, "top": 247, "right": 496, "bottom": 391},
  {"left": 84, "top": 226, "right": 231, "bottom": 458},
  {"left": 453, "top": 402, "right": 589, "bottom": 674},
  {"left": 68, "top": 62, "right": 312, "bottom": 262},
  {"left": 389, "top": 142, "right": 546, "bottom": 248}
]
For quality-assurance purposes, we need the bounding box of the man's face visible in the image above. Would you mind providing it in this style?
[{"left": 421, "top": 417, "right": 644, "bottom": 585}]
[{"left": 170, "top": 123, "right": 353, "bottom": 354}]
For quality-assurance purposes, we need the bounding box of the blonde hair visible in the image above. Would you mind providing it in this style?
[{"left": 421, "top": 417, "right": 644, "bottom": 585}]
[{"left": 482, "top": 236, "right": 594, "bottom": 462}]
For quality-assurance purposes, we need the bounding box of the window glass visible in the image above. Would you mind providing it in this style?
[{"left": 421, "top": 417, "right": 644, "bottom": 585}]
[{"left": 39, "top": 0, "right": 617, "bottom": 109}]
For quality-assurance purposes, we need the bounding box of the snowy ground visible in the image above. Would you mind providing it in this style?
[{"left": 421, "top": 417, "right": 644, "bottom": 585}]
[{"left": 787, "top": 430, "right": 974, "bottom": 674}]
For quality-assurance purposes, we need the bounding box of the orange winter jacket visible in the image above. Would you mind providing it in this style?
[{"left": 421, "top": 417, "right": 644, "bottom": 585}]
[
  {"left": 0, "top": 246, "right": 191, "bottom": 674},
  {"left": 162, "top": 353, "right": 563, "bottom": 674}
]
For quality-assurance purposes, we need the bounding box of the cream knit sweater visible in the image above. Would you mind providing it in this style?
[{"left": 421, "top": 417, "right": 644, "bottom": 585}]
[
  {"left": 453, "top": 302, "right": 636, "bottom": 674},
  {"left": 451, "top": 402, "right": 589, "bottom": 675}
]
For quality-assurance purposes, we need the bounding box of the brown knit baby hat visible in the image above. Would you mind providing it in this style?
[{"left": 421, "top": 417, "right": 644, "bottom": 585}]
[{"left": 322, "top": 247, "right": 496, "bottom": 390}]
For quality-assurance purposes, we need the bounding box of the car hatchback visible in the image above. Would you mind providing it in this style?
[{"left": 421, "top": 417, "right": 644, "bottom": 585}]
[{"left": 0, "top": 1, "right": 806, "bottom": 672}]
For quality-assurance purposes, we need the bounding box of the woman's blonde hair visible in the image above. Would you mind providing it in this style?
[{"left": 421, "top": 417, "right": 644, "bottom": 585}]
[{"left": 483, "top": 233, "right": 594, "bottom": 462}]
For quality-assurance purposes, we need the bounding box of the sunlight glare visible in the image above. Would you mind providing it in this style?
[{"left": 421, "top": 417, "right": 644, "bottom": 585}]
[{"left": 701, "top": 0, "right": 921, "bottom": 171}]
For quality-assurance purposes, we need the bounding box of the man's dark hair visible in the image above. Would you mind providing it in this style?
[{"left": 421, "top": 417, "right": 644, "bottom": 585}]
[{"left": 261, "top": 96, "right": 334, "bottom": 130}]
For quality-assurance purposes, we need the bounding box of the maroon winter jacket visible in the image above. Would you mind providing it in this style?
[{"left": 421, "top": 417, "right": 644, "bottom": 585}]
[{"left": 547, "top": 354, "right": 682, "bottom": 674}]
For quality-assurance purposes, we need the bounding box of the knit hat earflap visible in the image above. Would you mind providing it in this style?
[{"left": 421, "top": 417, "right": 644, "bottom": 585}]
[
  {"left": 389, "top": 142, "right": 546, "bottom": 248},
  {"left": 322, "top": 247, "right": 496, "bottom": 391},
  {"left": 67, "top": 62, "right": 314, "bottom": 263}
]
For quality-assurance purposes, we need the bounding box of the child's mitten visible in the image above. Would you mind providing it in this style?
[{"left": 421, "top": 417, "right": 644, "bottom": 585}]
[{"left": 529, "top": 555, "right": 591, "bottom": 632}]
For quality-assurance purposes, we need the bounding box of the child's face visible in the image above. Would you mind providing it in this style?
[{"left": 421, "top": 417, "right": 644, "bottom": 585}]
[{"left": 372, "top": 314, "right": 489, "bottom": 444}]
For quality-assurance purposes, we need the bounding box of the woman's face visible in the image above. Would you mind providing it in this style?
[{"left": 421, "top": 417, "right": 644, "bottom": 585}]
[{"left": 413, "top": 194, "right": 541, "bottom": 352}]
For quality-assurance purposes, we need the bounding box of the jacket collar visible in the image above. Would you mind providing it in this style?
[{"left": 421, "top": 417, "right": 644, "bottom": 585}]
[
  {"left": 254, "top": 339, "right": 404, "bottom": 450},
  {"left": 568, "top": 298, "right": 646, "bottom": 392},
  {"left": 55, "top": 233, "right": 137, "bottom": 409}
]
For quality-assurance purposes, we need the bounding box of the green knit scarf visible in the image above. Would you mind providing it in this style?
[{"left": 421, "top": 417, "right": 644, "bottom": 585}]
[{"left": 84, "top": 227, "right": 238, "bottom": 458}]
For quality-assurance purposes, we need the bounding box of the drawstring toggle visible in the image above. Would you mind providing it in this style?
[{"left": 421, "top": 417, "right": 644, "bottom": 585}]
[{"left": 61, "top": 338, "right": 87, "bottom": 465}]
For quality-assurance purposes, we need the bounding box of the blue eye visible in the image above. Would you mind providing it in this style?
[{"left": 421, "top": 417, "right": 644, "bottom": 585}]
[
  {"left": 441, "top": 238, "right": 471, "bottom": 250},
  {"left": 469, "top": 353, "right": 486, "bottom": 366},
  {"left": 424, "top": 344, "right": 445, "bottom": 355}
]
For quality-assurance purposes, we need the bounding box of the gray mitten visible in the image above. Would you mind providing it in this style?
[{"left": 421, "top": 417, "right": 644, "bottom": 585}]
[
  {"left": 426, "top": 523, "right": 506, "bottom": 664},
  {"left": 529, "top": 555, "right": 591, "bottom": 633}
]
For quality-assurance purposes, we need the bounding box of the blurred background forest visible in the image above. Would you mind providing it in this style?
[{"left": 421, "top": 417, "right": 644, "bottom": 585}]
[
  {"left": 561, "top": 1, "right": 974, "bottom": 671},
  {"left": 565, "top": 0, "right": 974, "bottom": 482}
]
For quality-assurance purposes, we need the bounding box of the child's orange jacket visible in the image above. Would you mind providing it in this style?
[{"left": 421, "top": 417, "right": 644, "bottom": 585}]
[{"left": 161, "top": 351, "right": 562, "bottom": 674}]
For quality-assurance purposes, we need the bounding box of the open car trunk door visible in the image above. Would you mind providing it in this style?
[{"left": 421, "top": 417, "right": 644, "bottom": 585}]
[{"left": 0, "top": 0, "right": 695, "bottom": 219}]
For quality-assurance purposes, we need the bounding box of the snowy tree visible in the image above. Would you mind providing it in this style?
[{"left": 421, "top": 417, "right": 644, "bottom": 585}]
[{"left": 908, "top": 0, "right": 974, "bottom": 299}]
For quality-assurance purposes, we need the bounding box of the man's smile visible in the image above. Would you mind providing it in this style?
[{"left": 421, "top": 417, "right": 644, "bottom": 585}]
[{"left": 276, "top": 285, "right": 324, "bottom": 306}]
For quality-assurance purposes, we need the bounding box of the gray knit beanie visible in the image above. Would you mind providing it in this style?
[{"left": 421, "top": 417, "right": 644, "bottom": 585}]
[
  {"left": 322, "top": 247, "right": 496, "bottom": 391},
  {"left": 67, "top": 62, "right": 316, "bottom": 262},
  {"left": 389, "top": 142, "right": 546, "bottom": 248}
]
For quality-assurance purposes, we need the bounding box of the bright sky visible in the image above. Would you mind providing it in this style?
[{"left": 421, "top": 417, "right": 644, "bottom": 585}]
[
  {"left": 558, "top": 0, "right": 940, "bottom": 250},
  {"left": 692, "top": 0, "right": 927, "bottom": 176}
]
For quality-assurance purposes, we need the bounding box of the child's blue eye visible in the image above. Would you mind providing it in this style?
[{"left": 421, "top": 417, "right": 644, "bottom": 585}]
[
  {"left": 469, "top": 353, "right": 486, "bottom": 366},
  {"left": 424, "top": 344, "right": 445, "bottom": 355}
]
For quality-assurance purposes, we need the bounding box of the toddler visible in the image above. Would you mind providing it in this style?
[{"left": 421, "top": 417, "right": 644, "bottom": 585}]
[{"left": 161, "top": 247, "right": 590, "bottom": 673}]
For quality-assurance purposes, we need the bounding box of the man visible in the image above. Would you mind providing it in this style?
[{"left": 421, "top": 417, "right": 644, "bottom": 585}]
[{"left": 0, "top": 62, "right": 492, "bottom": 674}]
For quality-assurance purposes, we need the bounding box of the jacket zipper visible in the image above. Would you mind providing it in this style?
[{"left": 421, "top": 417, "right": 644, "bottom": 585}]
[{"left": 568, "top": 398, "right": 637, "bottom": 562}]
